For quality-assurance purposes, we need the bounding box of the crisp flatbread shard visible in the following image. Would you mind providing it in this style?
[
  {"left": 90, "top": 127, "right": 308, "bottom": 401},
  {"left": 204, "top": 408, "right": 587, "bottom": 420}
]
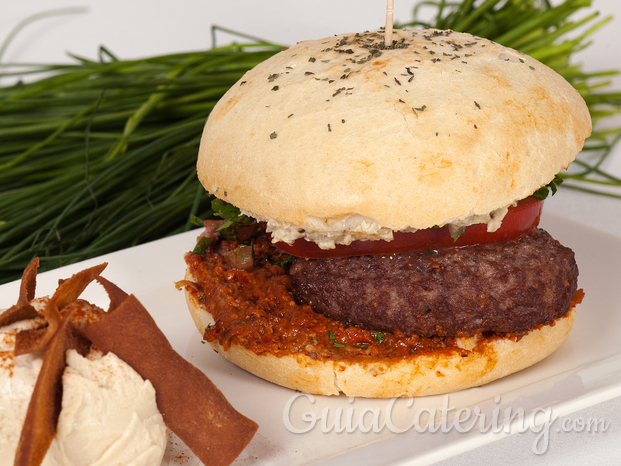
[
  {"left": 14, "top": 308, "right": 91, "bottom": 466},
  {"left": 14, "top": 263, "right": 107, "bottom": 356},
  {"left": 83, "top": 293, "right": 258, "bottom": 466},
  {"left": 11, "top": 262, "right": 107, "bottom": 466},
  {"left": 0, "top": 258, "right": 39, "bottom": 327}
]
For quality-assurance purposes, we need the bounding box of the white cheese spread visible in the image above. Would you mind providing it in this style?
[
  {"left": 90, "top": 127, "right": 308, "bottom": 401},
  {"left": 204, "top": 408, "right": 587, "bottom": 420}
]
[
  {"left": 0, "top": 316, "right": 167, "bottom": 466},
  {"left": 248, "top": 205, "right": 509, "bottom": 249}
]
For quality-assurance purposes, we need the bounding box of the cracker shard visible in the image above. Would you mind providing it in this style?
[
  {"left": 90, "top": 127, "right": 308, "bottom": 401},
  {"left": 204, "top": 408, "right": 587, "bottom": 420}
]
[
  {"left": 15, "top": 263, "right": 107, "bottom": 356},
  {"left": 83, "top": 294, "right": 258, "bottom": 466},
  {"left": 14, "top": 308, "right": 91, "bottom": 466},
  {"left": 0, "top": 258, "right": 40, "bottom": 327}
]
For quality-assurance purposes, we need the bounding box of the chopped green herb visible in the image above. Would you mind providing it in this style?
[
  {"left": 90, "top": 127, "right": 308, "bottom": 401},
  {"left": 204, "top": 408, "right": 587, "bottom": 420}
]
[
  {"left": 533, "top": 174, "right": 564, "bottom": 200},
  {"left": 190, "top": 214, "right": 205, "bottom": 228},
  {"left": 333, "top": 342, "right": 346, "bottom": 348},
  {"left": 266, "top": 255, "right": 293, "bottom": 267},
  {"left": 371, "top": 331, "right": 385, "bottom": 344},
  {"left": 192, "top": 236, "right": 213, "bottom": 255},
  {"left": 328, "top": 330, "right": 335, "bottom": 340},
  {"left": 211, "top": 199, "right": 255, "bottom": 240}
]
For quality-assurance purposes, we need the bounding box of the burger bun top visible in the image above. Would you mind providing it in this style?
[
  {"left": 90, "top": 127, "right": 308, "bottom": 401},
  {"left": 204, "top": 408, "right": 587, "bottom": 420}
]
[{"left": 198, "top": 29, "right": 591, "bottom": 247}]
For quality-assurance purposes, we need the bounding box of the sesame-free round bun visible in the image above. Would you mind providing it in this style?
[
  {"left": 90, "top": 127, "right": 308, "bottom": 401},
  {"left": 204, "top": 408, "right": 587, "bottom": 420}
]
[
  {"left": 184, "top": 275, "right": 576, "bottom": 397},
  {"left": 188, "top": 28, "right": 587, "bottom": 398},
  {"left": 198, "top": 29, "right": 591, "bottom": 246}
]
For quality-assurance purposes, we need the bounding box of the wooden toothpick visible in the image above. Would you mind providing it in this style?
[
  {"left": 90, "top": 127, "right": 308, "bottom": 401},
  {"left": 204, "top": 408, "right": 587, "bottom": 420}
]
[{"left": 385, "top": 0, "right": 394, "bottom": 47}]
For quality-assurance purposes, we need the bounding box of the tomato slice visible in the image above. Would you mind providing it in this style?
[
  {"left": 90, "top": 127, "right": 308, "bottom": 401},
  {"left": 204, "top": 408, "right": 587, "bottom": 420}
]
[{"left": 274, "top": 197, "right": 543, "bottom": 258}]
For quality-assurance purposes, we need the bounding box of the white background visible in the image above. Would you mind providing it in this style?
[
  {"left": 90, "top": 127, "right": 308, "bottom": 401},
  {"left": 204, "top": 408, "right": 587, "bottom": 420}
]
[{"left": 2, "top": 1, "right": 621, "bottom": 464}]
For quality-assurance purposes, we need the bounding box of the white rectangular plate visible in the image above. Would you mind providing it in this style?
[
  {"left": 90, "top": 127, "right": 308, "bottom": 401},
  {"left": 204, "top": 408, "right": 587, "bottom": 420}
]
[{"left": 1, "top": 212, "right": 620, "bottom": 465}]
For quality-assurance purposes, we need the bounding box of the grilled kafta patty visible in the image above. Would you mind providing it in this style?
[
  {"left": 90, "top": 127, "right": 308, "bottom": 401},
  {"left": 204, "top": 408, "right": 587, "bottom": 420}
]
[{"left": 288, "top": 229, "right": 578, "bottom": 338}]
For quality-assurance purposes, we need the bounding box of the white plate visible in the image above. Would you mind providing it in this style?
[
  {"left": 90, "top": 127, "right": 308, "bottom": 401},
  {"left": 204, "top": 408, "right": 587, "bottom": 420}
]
[{"left": 1, "top": 212, "right": 620, "bottom": 465}]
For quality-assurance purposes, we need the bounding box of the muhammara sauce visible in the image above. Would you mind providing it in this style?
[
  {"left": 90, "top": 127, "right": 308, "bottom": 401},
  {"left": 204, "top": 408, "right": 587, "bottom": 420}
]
[{"left": 183, "top": 229, "right": 578, "bottom": 363}]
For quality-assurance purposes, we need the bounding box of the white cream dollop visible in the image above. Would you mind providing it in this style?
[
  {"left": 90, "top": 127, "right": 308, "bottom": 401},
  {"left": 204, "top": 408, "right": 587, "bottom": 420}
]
[
  {"left": 0, "top": 318, "right": 167, "bottom": 466},
  {"left": 44, "top": 349, "right": 167, "bottom": 466},
  {"left": 0, "top": 319, "right": 45, "bottom": 466}
]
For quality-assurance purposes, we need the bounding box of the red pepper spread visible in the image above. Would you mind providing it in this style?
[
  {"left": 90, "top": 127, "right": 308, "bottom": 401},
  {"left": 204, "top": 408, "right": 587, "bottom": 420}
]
[
  {"left": 184, "top": 231, "right": 517, "bottom": 363},
  {"left": 184, "top": 225, "right": 583, "bottom": 363}
]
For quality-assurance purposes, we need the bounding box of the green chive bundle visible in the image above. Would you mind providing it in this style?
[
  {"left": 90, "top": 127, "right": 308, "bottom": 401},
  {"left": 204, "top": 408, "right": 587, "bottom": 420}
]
[
  {"left": 0, "top": 44, "right": 282, "bottom": 283},
  {"left": 0, "top": 0, "right": 620, "bottom": 284}
]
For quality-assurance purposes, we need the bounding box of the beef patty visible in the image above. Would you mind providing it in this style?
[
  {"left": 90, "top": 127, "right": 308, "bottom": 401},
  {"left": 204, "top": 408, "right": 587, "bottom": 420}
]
[{"left": 288, "top": 228, "right": 578, "bottom": 338}]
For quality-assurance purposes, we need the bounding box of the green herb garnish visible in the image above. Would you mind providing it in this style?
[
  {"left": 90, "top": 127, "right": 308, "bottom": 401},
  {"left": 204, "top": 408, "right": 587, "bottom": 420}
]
[
  {"left": 190, "top": 214, "right": 205, "bottom": 228},
  {"left": 192, "top": 236, "right": 213, "bottom": 255},
  {"left": 212, "top": 199, "right": 245, "bottom": 230},
  {"left": 211, "top": 199, "right": 255, "bottom": 240},
  {"left": 333, "top": 342, "right": 346, "bottom": 348},
  {"left": 266, "top": 254, "right": 293, "bottom": 267},
  {"left": 533, "top": 174, "right": 564, "bottom": 200},
  {"left": 328, "top": 330, "right": 336, "bottom": 340},
  {"left": 371, "top": 331, "right": 385, "bottom": 344}
]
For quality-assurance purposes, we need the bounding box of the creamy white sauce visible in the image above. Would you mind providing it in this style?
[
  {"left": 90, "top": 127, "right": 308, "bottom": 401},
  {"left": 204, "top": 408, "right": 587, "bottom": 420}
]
[
  {"left": 0, "top": 313, "right": 167, "bottom": 466},
  {"left": 246, "top": 205, "right": 509, "bottom": 249}
]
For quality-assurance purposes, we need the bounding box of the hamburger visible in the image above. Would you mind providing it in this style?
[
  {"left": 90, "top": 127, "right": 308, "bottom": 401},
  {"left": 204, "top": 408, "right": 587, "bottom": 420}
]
[{"left": 180, "top": 29, "right": 591, "bottom": 397}]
